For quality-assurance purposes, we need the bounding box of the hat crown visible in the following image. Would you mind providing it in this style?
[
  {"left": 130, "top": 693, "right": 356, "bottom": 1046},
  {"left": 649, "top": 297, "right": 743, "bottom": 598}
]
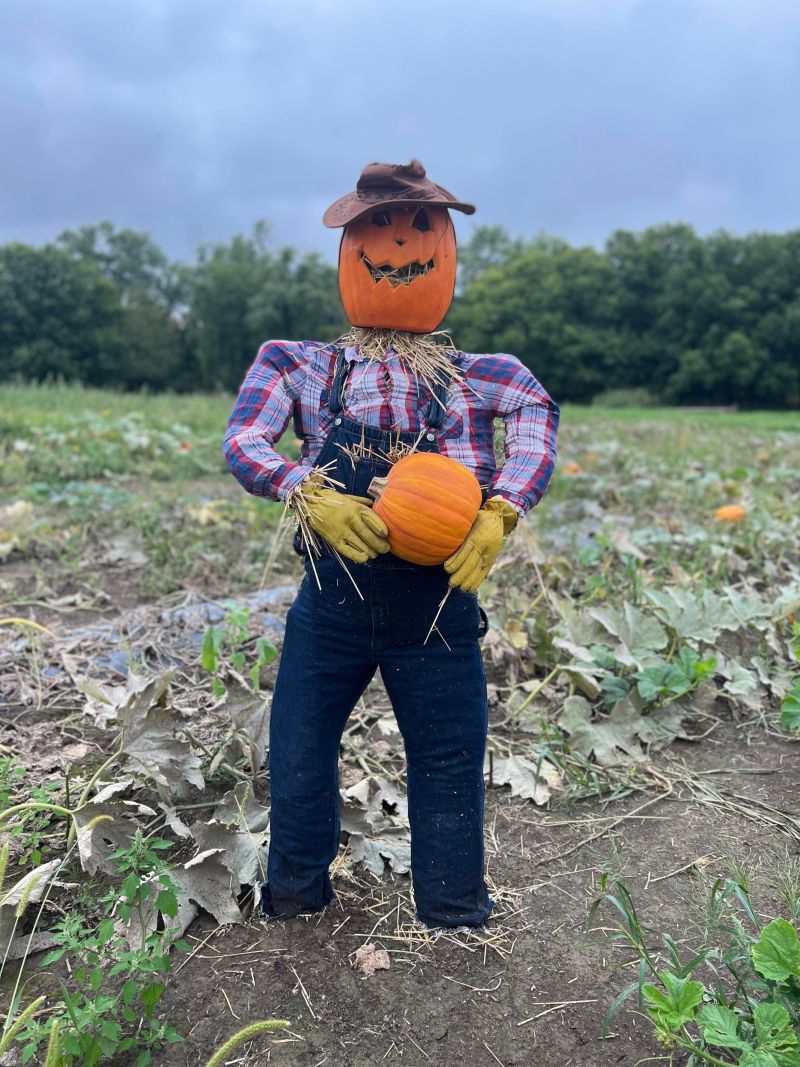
[
  {"left": 322, "top": 159, "right": 475, "bottom": 227},
  {"left": 356, "top": 159, "right": 428, "bottom": 199}
]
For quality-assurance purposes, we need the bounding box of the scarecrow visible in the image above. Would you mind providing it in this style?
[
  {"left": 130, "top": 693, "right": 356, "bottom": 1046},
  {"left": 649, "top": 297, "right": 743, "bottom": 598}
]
[{"left": 224, "top": 160, "right": 559, "bottom": 929}]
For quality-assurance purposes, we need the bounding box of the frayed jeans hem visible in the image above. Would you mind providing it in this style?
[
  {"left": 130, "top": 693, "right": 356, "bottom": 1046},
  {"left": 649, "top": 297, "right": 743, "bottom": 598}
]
[
  {"left": 257, "top": 880, "right": 337, "bottom": 921},
  {"left": 413, "top": 896, "right": 495, "bottom": 932}
]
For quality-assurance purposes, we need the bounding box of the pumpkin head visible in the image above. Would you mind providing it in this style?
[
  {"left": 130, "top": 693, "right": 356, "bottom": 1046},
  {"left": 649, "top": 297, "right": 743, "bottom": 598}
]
[
  {"left": 338, "top": 206, "right": 457, "bottom": 334},
  {"left": 369, "top": 452, "right": 481, "bottom": 565}
]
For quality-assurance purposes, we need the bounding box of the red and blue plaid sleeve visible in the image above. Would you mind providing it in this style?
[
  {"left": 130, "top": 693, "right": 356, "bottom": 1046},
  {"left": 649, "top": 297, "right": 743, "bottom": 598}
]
[
  {"left": 468, "top": 353, "right": 559, "bottom": 516},
  {"left": 222, "top": 341, "right": 313, "bottom": 501}
]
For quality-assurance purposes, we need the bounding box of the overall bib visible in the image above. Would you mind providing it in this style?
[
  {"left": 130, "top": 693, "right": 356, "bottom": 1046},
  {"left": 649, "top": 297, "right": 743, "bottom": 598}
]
[{"left": 263, "top": 351, "right": 494, "bottom": 928}]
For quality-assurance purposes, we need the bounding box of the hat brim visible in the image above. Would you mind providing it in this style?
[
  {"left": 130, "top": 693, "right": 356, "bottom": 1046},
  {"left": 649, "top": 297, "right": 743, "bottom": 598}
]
[{"left": 323, "top": 193, "right": 476, "bottom": 229}]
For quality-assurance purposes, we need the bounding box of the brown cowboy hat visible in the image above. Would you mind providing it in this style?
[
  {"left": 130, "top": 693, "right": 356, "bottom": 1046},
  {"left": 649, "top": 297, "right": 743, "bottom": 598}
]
[{"left": 323, "top": 159, "right": 476, "bottom": 228}]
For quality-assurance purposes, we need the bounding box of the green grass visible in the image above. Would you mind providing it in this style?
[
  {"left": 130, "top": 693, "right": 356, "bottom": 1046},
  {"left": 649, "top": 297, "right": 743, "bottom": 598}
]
[
  {"left": 0, "top": 380, "right": 231, "bottom": 436},
  {"left": 0, "top": 381, "right": 300, "bottom": 491},
  {"left": 0, "top": 383, "right": 303, "bottom": 597},
  {"left": 572, "top": 403, "right": 800, "bottom": 432}
]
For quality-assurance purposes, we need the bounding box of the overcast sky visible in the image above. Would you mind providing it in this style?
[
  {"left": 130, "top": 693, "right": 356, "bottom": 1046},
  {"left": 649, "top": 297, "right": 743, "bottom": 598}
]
[{"left": 2, "top": 0, "right": 799, "bottom": 262}]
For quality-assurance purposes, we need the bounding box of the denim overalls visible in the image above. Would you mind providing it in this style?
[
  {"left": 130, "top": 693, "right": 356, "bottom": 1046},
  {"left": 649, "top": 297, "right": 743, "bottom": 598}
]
[{"left": 262, "top": 350, "right": 494, "bottom": 929}]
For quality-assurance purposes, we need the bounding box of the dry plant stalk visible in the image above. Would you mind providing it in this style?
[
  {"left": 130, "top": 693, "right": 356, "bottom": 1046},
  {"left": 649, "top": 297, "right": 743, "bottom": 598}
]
[
  {"left": 382, "top": 429, "right": 425, "bottom": 465},
  {"left": 337, "top": 326, "right": 460, "bottom": 377},
  {"left": 285, "top": 461, "right": 341, "bottom": 561},
  {"left": 335, "top": 327, "right": 478, "bottom": 413},
  {"left": 257, "top": 506, "right": 293, "bottom": 590},
  {"left": 336, "top": 427, "right": 425, "bottom": 470},
  {"left": 423, "top": 587, "right": 453, "bottom": 648},
  {"left": 285, "top": 465, "right": 364, "bottom": 600}
]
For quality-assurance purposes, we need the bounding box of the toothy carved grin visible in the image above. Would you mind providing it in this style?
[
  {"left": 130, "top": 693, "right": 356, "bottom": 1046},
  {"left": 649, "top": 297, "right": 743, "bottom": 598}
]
[{"left": 361, "top": 253, "right": 435, "bottom": 288}]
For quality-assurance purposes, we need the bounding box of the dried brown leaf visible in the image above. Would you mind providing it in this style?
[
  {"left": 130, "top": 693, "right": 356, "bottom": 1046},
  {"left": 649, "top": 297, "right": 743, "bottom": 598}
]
[{"left": 352, "top": 942, "right": 390, "bottom": 977}]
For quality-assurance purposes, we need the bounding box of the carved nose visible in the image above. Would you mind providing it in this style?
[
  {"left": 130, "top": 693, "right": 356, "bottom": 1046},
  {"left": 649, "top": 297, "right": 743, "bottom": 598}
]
[{"left": 395, "top": 239, "right": 405, "bottom": 246}]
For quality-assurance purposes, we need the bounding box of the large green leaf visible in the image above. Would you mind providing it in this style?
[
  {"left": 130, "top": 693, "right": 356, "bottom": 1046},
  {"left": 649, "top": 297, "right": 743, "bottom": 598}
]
[
  {"left": 201, "top": 625, "right": 223, "bottom": 672},
  {"left": 780, "top": 681, "right": 800, "bottom": 732},
  {"left": 753, "top": 1002, "right": 798, "bottom": 1054},
  {"left": 635, "top": 648, "right": 710, "bottom": 703},
  {"left": 558, "top": 694, "right": 646, "bottom": 766},
  {"left": 725, "top": 589, "right": 771, "bottom": 631},
  {"left": 739, "top": 1051, "right": 781, "bottom": 1067},
  {"left": 588, "top": 602, "right": 668, "bottom": 669},
  {"left": 718, "top": 656, "right": 764, "bottom": 710},
  {"left": 559, "top": 691, "right": 687, "bottom": 766},
  {"left": 646, "top": 586, "right": 731, "bottom": 643},
  {"left": 641, "top": 971, "right": 704, "bottom": 1030},
  {"left": 771, "top": 1051, "right": 800, "bottom": 1067},
  {"left": 752, "top": 919, "right": 800, "bottom": 982},
  {"left": 554, "top": 597, "right": 608, "bottom": 648},
  {"left": 696, "top": 1004, "right": 748, "bottom": 1050}
]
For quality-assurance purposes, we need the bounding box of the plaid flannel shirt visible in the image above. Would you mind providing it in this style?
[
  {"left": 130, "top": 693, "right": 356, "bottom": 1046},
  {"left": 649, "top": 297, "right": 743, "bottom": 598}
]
[{"left": 223, "top": 340, "right": 559, "bottom": 517}]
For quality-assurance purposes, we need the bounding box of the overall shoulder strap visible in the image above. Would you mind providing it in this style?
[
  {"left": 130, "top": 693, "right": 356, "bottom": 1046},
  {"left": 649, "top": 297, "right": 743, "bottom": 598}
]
[
  {"left": 328, "top": 348, "right": 350, "bottom": 415},
  {"left": 425, "top": 368, "right": 451, "bottom": 431}
]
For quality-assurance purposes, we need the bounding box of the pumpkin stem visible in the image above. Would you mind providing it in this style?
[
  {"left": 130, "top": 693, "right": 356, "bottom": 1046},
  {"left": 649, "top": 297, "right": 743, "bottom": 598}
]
[{"left": 367, "top": 476, "right": 388, "bottom": 501}]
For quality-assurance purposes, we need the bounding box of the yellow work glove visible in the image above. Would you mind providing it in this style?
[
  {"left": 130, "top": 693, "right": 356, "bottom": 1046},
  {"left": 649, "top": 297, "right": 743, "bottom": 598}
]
[
  {"left": 443, "top": 498, "right": 519, "bottom": 592},
  {"left": 298, "top": 480, "right": 389, "bottom": 564}
]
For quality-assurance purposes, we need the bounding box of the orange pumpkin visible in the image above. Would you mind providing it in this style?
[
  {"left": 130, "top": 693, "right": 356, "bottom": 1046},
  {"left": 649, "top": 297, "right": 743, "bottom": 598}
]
[
  {"left": 369, "top": 452, "right": 481, "bottom": 565},
  {"left": 714, "top": 504, "right": 746, "bottom": 523},
  {"left": 338, "top": 206, "right": 457, "bottom": 333}
]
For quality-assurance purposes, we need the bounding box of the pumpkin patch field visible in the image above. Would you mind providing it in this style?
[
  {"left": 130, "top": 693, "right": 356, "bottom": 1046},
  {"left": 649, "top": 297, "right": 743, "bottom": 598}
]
[{"left": 1, "top": 382, "right": 799, "bottom": 1067}]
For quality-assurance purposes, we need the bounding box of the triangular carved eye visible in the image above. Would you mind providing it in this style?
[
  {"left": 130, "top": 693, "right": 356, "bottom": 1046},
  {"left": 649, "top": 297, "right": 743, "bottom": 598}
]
[
  {"left": 411, "top": 210, "right": 430, "bottom": 232},
  {"left": 371, "top": 211, "right": 391, "bottom": 227}
]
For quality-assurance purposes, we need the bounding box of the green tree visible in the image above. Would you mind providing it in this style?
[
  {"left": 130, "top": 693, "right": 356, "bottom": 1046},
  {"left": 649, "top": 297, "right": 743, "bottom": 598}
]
[
  {"left": 246, "top": 246, "right": 343, "bottom": 346},
  {"left": 449, "top": 237, "right": 621, "bottom": 403},
  {"left": 604, "top": 224, "right": 706, "bottom": 393},
  {"left": 186, "top": 222, "right": 344, "bottom": 391},
  {"left": 456, "top": 225, "right": 524, "bottom": 292},
  {"left": 3, "top": 217, "right": 800, "bottom": 407},
  {"left": 57, "top": 222, "right": 187, "bottom": 390},
  {"left": 185, "top": 224, "right": 273, "bottom": 392},
  {"left": 0, "top": 243, "right": 123, "bottom": 385},
  {"left": 57, "top": 222, "right": 185, "bottom": 312}
]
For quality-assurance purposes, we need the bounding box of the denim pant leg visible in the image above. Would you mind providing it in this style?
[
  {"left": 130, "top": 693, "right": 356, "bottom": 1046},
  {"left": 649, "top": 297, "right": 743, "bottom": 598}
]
[
  {"left": 378, "top": 589, "right": 493, "bottom": 929},
  {"left": 263, "top": 565, "right": 375, "bottom": 918}
]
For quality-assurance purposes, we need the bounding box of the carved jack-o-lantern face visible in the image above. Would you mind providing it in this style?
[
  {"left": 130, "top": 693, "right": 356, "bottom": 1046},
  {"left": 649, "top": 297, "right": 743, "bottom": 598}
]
[{"left": 338, "top": 206, "right": 457, "bottom": 333}]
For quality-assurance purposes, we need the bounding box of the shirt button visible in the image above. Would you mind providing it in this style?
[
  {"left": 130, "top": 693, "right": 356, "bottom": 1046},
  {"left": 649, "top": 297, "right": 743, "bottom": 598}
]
[
  {"left": 334, "top": 417, "right": 342, "bottom": 425},
  {"left": 426, "top": 432, "right": 435, "bottom": 441}
]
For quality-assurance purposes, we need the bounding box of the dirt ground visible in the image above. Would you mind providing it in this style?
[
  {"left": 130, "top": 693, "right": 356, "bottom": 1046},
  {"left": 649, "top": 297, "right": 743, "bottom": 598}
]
[{"left": 150, "top": 721, "right": 798, "bottom": 1067}]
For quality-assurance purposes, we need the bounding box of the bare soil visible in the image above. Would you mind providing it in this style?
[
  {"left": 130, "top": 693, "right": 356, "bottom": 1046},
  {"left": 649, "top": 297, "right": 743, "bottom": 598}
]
[{"left": 158, "top": 725, "right": 799, "bottom": 1067}]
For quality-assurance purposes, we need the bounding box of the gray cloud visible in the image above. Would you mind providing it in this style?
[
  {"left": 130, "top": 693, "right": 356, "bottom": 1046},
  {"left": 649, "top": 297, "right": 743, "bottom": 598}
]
[{"left": 1, "top": 0, "right": 799, "bottom": 261}]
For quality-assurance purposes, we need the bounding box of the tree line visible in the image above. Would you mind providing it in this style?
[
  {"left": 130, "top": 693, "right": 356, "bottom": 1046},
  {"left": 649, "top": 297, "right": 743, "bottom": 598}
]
[{"left": 1, "top": 220, "right": 799, "bottom": 407}]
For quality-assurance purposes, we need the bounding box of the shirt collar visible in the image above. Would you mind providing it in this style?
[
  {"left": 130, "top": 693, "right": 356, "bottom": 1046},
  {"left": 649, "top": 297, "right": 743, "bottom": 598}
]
[
  {"left": 342, "top": 342, "right": 465, "bottom": 368},
  {"left": 343, "top": 343, "right": 397, "bottom": 363}
]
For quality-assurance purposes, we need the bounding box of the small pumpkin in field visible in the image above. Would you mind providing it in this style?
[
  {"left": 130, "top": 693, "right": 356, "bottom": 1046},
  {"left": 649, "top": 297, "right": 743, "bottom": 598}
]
[
  {"left": 714, "top": 504, "right": 746, "bottom": 523},
  {"left": 369, "top": 453, "right": 481, "bottom": 565},
  {"left": 338, "top": 205, "right": 457, "bottom": 334}
]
